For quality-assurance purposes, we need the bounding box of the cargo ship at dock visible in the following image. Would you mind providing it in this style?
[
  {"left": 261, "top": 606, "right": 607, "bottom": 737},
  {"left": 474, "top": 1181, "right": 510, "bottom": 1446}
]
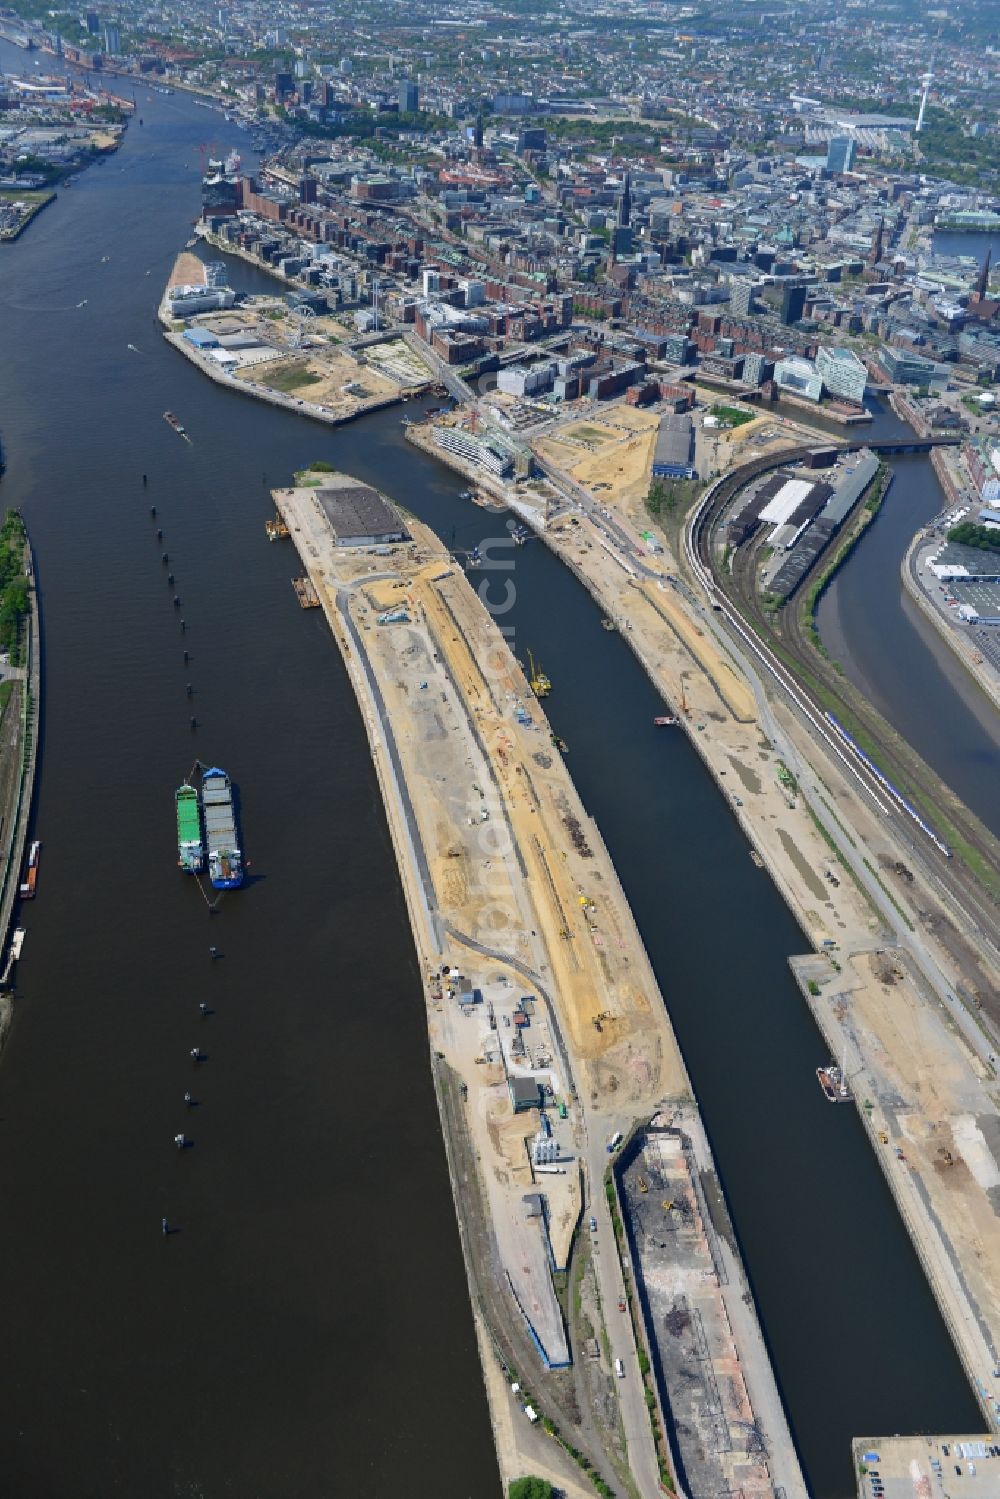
[
  {"left": 18, "top": 840, "right": 41, "bottom": 899},
  {"left": 202, "top": 767, "right": 243, "bottom": 889},
  {"left": 175, "top": 782, "right": 204, "bottom": 873}
]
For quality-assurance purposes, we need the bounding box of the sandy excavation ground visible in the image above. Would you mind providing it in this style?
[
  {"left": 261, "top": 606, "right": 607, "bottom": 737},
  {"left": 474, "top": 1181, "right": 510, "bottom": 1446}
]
[
  {"left": 236, "top": 346, "right": 401, "bottom": 413},
  {"left": 509, "top": 393, "right": 1000, "bottom": 1440}
]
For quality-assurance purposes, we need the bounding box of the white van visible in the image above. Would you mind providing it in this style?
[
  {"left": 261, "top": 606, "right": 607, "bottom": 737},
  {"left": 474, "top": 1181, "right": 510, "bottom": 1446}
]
[{"left": 614, "top": 1358, "right": 625, "bottom": 1379}]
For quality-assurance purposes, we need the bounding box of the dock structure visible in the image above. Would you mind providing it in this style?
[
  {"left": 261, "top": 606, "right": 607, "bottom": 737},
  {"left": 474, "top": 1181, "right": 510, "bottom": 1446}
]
[
  {"left": 617, "top": 1118, "right": 794, "bottom": 1499},
  {"left": 503, "top": 1194, "right": 570, "bottom": 1370},
  {"left": 0, "top": 526, "right": 40, "bottom": 1015},
  {"left": 292, "top": 576, "right": 320, "bottom": 608},
  {"left": 271, "top": 467, "right": 807, "bottom": 1499}
]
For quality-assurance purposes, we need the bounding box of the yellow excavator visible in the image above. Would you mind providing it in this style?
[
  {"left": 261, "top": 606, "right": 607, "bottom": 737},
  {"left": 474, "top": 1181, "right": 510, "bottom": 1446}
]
[{"left": 527, "top": 648, "right": 552, "bottom": 698}]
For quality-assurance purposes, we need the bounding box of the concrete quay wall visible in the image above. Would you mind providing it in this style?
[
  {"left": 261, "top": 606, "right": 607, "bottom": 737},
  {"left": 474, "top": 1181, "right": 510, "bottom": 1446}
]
[
  {"left": 0, "top": 534, "right": 41, "bottom": 1048},
  {"left": 412, "top": 419, "right": 807, "bottom": 1499},
  {"left": 900, "top": 531, "right": 1000, "bottom": 717},
  {"left": 407, "top": 424, "right": 818, "bottom": 933},
  {"left": 160, "top": 326, "right": 401, "bottom": 428},
  {"left": 788, "top": 955, "right": 999, "bottom": 1438}
]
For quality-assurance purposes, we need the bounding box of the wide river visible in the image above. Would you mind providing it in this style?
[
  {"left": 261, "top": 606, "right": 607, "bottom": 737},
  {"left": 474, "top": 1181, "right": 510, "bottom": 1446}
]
[{"left": 0, "top": 44, "right": 982, "bottom": 1499}]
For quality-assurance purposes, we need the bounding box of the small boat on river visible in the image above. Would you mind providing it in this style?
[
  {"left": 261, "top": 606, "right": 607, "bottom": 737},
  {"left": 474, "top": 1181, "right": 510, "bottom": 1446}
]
[{"left": 817, "top": 1064, "right": 851, "bottom": 1103}]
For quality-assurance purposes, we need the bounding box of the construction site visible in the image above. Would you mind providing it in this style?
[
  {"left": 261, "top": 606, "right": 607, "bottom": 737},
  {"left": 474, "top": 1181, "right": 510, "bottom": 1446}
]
[
  {"left": 617, "top": 1118, "right": 778, "bottom": 1499},
  {"left": 271, "top": 466, "right": 804, "bottom": 1499},
  {"left": 413, "top": 383, "right": 1000, "bottom": 1478},
  {"left": 159, "top": 255, "right": 436, "bottom": 425}
]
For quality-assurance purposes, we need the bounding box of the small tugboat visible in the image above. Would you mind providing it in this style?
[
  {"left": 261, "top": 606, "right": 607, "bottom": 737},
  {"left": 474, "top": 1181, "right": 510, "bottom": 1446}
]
[
  {"left": 551, "top": 734, "right": 569, "bottom": 754},
  {"left": 601, "top": 618, "right": 616, "bottom": 631},
  {"left": 163, "top": 411, "right": 186, "bottom": 436},
  {"left": 750, "top": 849, "right": 764, "bottom": 869},
  {"left": 653, "top": 715, "right": 677, "bottom": 727},
  {"left": 510, "top": 523, "right": 530, "bottom": 545},
  {"left": 816, "top": 1063, "right": 851, "bottom": 1103},
  {"left": 265, "top": 514, "right": 289, "bottom": 541}
]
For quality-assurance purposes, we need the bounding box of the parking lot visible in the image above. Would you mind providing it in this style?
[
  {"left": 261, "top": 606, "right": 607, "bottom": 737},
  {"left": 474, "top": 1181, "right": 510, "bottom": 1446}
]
[{"left": 854, "top": 1435, "right": 1000, "bottom": 1498}]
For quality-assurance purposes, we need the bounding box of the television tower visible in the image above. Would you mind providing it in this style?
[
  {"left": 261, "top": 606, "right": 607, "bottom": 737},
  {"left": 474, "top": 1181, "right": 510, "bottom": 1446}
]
[{"left": 916, "top": 61, "right": 934, "bottom": 134}]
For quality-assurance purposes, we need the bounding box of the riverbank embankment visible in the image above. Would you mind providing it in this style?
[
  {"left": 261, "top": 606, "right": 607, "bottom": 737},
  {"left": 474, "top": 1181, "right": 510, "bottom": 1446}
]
[
  {"left": 901, "top": 531, "right": 1000, "bottom": 717},
  {"left": 0, "top": 527, "right": 40, "bottom": 1044},
  {"left": 158, "top": 256, "right": 420, "bottom": 429},
  {"left": 0, "top": 190, "right": 56, "bottom": 243},
  {"left": 272, "top": 469, "right": 806, "bottom": 1499},
  {"left": 789, "top": 951, "right": 1000, "bottom": 1440},
  {"left": 411, "top": 412, "right": 1000, "bottom": 1444},
  {"left": 162, "top": 327, "right": 402, "bottom": 427}
]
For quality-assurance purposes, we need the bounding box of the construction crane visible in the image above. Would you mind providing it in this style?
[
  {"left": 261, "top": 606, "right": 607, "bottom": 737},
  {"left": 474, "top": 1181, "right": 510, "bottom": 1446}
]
[
  {"left": 527, "top": 649, "right": 552, "bottom": 698},
  {"left": 196, "top": 140, "right": 218, "bottom": 176}
]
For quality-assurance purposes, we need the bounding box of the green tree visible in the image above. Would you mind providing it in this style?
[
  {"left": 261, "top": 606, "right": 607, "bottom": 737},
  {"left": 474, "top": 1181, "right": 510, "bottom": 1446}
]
[{"left": 508, "top": 1479, "right": 554, "bottom": 1499}]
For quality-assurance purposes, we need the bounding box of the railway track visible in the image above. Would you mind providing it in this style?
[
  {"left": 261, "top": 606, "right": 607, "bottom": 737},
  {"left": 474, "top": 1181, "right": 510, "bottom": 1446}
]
[{"left": 684, "top": 445, "right": 1000, "bottom": 1007}]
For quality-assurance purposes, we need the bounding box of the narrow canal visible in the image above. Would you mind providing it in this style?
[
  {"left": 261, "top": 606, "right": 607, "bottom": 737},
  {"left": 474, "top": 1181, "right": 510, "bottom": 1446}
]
[
  {"left": 0, "top": 42, "right": 983, "bottom": 1498},
  {"left": 815, "top": 398, "right": 1000, "bottom": 841}
]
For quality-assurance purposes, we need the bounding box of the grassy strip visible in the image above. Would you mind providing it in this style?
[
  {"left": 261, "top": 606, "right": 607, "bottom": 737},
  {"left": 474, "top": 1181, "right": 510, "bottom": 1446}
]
[
  {"left": 799, "top": 463, "right": 890, "bottom": 654},
  {"left": 709, "top": 403, "right": 755, "bottom": 428},
  {"left": 806, "top": 805, "right": 877, "bottom": 921},
  {"left": 862, "top": 857, "right": 916, "bottom": 931},
  {"left": 537, "top": 1413, "right": 616, "bottom": 1498},
  {"left": 263, "top": 362, "right": 323, "bottom": 393},
  {"left": 818, "top": 792, "right": 857, "bottom": 849},
  {"left": 753, "top": 604, "right": 999, "bottom": 897}
]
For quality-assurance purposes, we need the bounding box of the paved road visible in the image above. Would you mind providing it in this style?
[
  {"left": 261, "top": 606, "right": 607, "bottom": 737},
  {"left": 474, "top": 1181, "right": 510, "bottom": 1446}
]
[
  {"left": 669, "top": 557, "right": 1000, "bottom": 1075},
  {"left": 334, "top": 568, "right": 662, "bottom": 1491},
  {"left": 684, "top": 472, "right": 1000, "bottom": 1033},
  {"left": 582, "top": 1131, "right": 670, "bottom": 1499}
]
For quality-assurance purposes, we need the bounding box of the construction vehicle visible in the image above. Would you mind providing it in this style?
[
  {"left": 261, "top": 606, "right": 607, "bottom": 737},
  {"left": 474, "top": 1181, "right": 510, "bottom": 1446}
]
[
  {"left": 527, "top": 649, "right": 552, "bottom": 698},
  {"left": 662, "top": 1199, "right": 674, "bottom": 1212},
  {"left": 878, "top": 1131, "right": 889, "bottom": 1144},
  {"left": 638, "top": 1176, "right": 649, "bottom": 1194}
]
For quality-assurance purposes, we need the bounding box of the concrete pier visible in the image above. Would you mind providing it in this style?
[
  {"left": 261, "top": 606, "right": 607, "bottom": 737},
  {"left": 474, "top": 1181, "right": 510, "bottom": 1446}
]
[
  {"left": 273, "top": 466, "right": 806, "bottom": 1498},
  {"left": 0, "top": 526, "right": 40, "bottom": 1043}
]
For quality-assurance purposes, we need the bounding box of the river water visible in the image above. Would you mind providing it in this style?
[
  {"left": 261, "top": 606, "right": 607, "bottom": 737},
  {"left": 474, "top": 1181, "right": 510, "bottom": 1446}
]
[
  {"left": 0, "top": 43, "right": 983, "bottom": 1499},
  {"left": 815, "top": 401, "right": 1000, "bottom": 841}
]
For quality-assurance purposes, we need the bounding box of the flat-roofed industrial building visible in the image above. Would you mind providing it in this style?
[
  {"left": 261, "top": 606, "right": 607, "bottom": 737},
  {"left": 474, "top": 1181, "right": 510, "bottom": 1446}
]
[
  {"left": 316, "top": 479, "right": 410, "bottom": 547},
  {"left": 652, "top": 413, "right": 695, "bottom": 478}
]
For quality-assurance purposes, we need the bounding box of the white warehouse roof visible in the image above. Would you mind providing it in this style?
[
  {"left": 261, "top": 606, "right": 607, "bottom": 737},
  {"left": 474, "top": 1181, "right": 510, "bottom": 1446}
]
[{"left": 760, "top": 478, "right": 815, "bottom": 527}]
